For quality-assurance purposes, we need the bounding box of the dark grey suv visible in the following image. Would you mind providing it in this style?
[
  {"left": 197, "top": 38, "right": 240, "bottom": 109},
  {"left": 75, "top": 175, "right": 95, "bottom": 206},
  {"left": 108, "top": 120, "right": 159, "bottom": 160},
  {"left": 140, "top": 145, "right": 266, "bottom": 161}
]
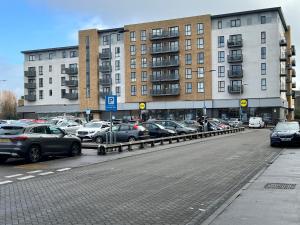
[{"left": 0, "top": 124, "right": 81, "bottom": 163}]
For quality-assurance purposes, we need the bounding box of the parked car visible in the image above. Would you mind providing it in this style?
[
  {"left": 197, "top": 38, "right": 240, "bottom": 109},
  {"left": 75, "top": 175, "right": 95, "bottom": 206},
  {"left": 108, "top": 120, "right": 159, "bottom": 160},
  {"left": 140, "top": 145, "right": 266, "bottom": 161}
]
[
  {"left": 58, "top": 121, "right": 83, "bottom": 135},
  {"left": 228, "top": 118, "right": 243, "bottom": 128},
  {"left": 154, "top": 120, "right": 197, "bottom": 135},
  {"left": 249, "top": 117, "right": 265, "bottom": 128},
  {"left": 92, "top": 123, "right": 149, "bottom": 143},
  {"left": 76, "top": 121, "right": 110, "bottom": 141},
  {"left": 182, "top": 120, "right": 203, "bottom": 132},
  {"left": 207, "top": 121, "right": 223, "bottom": 131},
  {"left": 142, "top": 122, "right": 176, "bottom": 138},
  {"left": 0, "top": 124, "right": 81, "bottom": 163},
  {"left": 270, "top": 122, "right": 300, "bottom": 147}
]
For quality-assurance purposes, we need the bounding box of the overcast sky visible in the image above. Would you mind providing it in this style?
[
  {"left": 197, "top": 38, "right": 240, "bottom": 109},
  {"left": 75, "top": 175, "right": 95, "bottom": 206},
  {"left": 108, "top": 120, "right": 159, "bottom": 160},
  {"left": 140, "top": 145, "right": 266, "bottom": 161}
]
[{"left": 0, "top": 0, "right": 298, "bottom": 97}]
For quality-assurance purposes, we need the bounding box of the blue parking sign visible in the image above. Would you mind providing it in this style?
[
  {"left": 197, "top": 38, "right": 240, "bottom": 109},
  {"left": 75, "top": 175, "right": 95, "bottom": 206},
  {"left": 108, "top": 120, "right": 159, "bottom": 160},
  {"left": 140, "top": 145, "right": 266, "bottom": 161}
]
[{"left": 105, "top": 95, "right": 117, "bottom": 112}]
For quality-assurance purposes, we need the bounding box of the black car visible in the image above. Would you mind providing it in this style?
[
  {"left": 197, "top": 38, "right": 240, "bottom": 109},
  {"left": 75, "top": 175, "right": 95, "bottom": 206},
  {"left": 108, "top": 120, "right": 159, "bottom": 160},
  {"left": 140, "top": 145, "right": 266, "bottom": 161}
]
[
  {"left": 0, "top": 124, "right": 81, "bottom": 163},
  {"left": 270, "top": 122, "right": 300, "bottom": 146},
  {"left": 142, "top": 122, "right": 176, "bottom": 138}
]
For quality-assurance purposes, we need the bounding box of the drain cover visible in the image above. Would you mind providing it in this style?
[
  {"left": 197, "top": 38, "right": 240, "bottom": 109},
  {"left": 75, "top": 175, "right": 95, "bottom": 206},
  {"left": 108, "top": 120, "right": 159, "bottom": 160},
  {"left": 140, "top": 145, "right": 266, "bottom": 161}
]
[{"left": 264, "top": 183, "right": 296, "bottom": 190}]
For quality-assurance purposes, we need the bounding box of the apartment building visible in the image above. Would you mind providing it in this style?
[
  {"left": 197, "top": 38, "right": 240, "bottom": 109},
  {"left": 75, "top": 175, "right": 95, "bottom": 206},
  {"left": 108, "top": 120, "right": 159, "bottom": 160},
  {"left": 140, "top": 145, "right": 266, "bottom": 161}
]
[{"left": 18, "top": 7, "right": 296, "bottom": 122}]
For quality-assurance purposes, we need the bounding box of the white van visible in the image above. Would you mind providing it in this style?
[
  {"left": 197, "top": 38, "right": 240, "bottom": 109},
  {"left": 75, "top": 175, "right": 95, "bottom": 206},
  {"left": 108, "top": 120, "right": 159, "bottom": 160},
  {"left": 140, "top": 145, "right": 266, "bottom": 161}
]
[{"left": 249, "top": 117, "right": 265, "bottom": 128}]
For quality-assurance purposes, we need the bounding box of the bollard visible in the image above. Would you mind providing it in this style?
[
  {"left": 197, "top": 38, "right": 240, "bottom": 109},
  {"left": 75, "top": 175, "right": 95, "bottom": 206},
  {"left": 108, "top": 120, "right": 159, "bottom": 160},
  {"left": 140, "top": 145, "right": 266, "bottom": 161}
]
[
  {"left": 160, "top": 139, "right": 164, "bottom": 145},
  {"left": 169, "top": 138, "right": 172, "bottom": 144},
  {"left": 128, "top": 144, "right": 132, "bottom": 151},
  {"left": 151, "top": 141, "right": 155, "bottom": 147},
  {"left": 118, "top": 145, "right": 122, "bottom": 153},
  {"left": 140, "top": 142, "right": 145, "bottom": 149}
]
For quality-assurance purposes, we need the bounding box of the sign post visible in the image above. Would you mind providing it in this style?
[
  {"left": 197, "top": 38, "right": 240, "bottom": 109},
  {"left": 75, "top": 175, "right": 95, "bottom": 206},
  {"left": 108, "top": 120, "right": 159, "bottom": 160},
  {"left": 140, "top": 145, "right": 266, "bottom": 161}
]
[
  {"left": 139, "top": 102, "right": 146, "bottom": 121},
  {"left": 105, "top": 95, "right": 117, "bottom": 144},
  {"left": 240, "top": 99, "right": 248, "bottom": 122}
]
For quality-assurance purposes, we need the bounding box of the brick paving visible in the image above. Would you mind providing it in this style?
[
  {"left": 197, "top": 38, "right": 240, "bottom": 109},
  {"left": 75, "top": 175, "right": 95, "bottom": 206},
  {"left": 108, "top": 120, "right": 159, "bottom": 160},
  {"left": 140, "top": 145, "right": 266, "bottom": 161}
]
[{"left": 0, "top": 129, "right": 281, "bottom": 225}]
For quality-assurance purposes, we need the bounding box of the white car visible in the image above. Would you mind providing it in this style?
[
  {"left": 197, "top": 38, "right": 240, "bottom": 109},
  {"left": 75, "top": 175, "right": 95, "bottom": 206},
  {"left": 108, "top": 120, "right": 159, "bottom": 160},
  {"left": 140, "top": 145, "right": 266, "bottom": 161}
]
[
  {"left": 58, "top": 121, "right": 83, "bottom": 135},
  {"left": 249, "top": 117, "right": 265, "bottom": 128},
  {"left": 76, "top": 122, "right": 110, "bottom": 141}
]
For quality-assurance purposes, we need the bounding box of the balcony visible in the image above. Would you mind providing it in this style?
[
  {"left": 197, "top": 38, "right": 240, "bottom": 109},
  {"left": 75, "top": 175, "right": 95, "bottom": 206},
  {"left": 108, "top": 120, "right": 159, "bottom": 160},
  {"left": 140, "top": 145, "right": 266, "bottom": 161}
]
[
  {"left": 62, "top": 93, "right": 78, "bottom": 100},
  {"left": 291, "top": 59, "right": 296, "bottom": 67},
  {"left": 24, "top": 95, "right": 36, "bottom": 101},
  {"left": 150, "top": 60, "right": 179, "bottom": 68},
  {"left": 227, "top": 55, "right": 243, "bottom": 63},
  {"left": 99, "top": 65, "right": 112, "bottom": 72},
  {"left": 291, "top": 45, "right": 296, "bottom": 56},
  {"left": 227, "top": 39, "right": 243, "bottom": 48},
  {"left": 99, "top": 52, "right": 111, "bottom": 60},
  {"left": 65, "top": 68, "right": 78, "bottom": 75},
  {"left": 280, "top": 88, "right": 287, "bottom": 92},
  {"left": 228, "top": 85, "right": 243, "bottom": 94},
  {"left": 279, "top": 39, "right": 287, "bottom": 46},
  {"left": 286, "top": 77, "right": 292, "bottom": 83},
  {"left": 24, "top": 71, "right": 36, "bottom": 77},
  {"left": 24, "top": 83, "right": 36, "bottom": 89},
  {"left": 280, "top": 69, "right": 287, "bottom": 77},
  {"left": 291, "top": 69, "right": 296, "bottom": 78},
  {"left": 280, "top": 52, "right": 287, "bottom": 61},
  {"left": 286, "top": 91, "right": 292, "bottom": 96},
  {"left": 150, "top": 31, "right": 179, "bottom": 40},
  {"left": 99, "top": 78, "right": 112, "bottom": 86},
  {"left": 65, "top": 80, "right": 78, "bottom": 87},
  {"left": 150, "top": 46, "right": 179, "bottom": 54},
  {"left": 292, "top": 82, "right": 296, "bottom": 89},
  {"left": 228, "top": 70, "right": 243, "bottom": 78},
  {"left": 150, "top": 73, "right": 180, "bottom": 82},
  {"left": 100, "top": 91, "right": 112, "bottom": 99},
  {"left": 292, "top": 91, "right": 296, "bottom": 99},
  {"left": 150, "top": 88, "right": 180, "bottom": 96}
]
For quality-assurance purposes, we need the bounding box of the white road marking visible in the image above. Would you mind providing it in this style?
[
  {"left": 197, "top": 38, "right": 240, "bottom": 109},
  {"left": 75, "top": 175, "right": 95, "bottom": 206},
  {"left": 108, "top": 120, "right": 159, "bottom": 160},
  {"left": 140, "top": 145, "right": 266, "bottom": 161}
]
[
  {"left": 56, "top": 168, "right": 71, "bottom": 172},
  {"left": 17, "top": 175, "right": 35, "bottom": 180},
  {"left": 27, "top": 170, "right": 43, "bottom": 174},
  {"left": 5, "top": 174, "right": 23, "bottom": 178},
  {"left": 38, "top": 172, "right": 54, "bottom": 176},
  {"left": 0, "top": 180, "right": 13, "bottom": 185},
  {"left": 198, "top": 208, "right": 206, "bottom": 212}
]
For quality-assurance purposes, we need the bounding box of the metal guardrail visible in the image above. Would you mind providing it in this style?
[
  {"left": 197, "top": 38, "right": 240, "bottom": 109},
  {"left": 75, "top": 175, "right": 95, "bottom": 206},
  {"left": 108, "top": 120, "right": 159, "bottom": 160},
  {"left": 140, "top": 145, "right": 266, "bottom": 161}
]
[{"left": 97, "top": 127, "right": 245, "bottom": 155}]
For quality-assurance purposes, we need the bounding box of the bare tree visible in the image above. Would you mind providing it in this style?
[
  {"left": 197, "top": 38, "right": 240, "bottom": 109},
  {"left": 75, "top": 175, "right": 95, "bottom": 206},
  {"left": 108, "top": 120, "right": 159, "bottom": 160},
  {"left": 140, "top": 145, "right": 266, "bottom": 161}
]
[{"left": 0, "top": 90, "right": 17, "bottom": 119}]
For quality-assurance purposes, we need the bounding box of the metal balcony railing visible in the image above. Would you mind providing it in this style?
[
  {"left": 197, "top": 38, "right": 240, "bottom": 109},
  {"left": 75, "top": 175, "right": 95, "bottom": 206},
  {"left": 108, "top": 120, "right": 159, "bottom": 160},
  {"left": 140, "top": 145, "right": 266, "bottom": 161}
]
[
  {"left": 150, "top": 46, "right": 179, "bottom": 54},
  {"left": 24, "top": 95, "right": 36, "bottom": 101},
  {"left": 227, "top": 55, "right": 243, "bottom": 63},
  {"left": 291, "top": 45, "right": 296, "bottom": 56},
  {"left": 150, "top": 31, "right": 179, "bottom": 40},
  {"left": 227, "top": 39, "right": 243, "bottom": 48},
  {"left": 65, "top": 80, "right": 78, "bottom": 87},
  {"left": 100, "top": 78, "right": 112, "bottom": 85},
  {"left": 24, "top": 71, "right": 36, "bottom": 77},
  {"left": 279, "top": 39, "right": 287, "bottom": 46},
  {"left": 150, "top": 73, "right": 180, "bottom": 82},
  {"left": 228, "top": 85, "right": 243, "bottom": 94},
  {"left": 62, "top": 93, "right": 78, "bottom": 100},
  {"left": 292, "top": 82, "right": 296, "bottom": 89},
  {"left": 100, "top": 91, "right": 112, "bottom": 99},
  {"left": 65, "top": 68, "right": 78, "bottom": 75},
  {"left": 291, "top": 69, "right": 296, "bottom": 77},
  {"left": 99, "top": 52, "right": 112, "bottom": 59},
  {"left": 150, "top": 60, "right": 179, "bottom": 68},
  {"left": 280, "top": 69, "right": 287, "bottom": 77},
  {"left": 150, "top": 88, "right": 180, "bottom": 96},
  {"left": 291, "top": 59, "right": 296, "bottom": 67},
  {"left": 24, "top": 83, "right": 36, "bottom": 89},
  {"left": 280, "top": 52, "right": 287, "bottom": 61},
  {"left": 228, "top": 70, "right": 243, "bottom": 78},
  {"left": 99, "top": 65, "right": 112, "bottom": 72}
]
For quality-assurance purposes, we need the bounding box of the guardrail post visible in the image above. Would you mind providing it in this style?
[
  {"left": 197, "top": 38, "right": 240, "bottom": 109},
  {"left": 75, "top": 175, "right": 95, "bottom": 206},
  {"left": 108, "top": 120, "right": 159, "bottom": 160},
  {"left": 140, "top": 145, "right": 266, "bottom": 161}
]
[
  {"left": 128, "top": 144, "right": 132, "bottom": 151},
  {"left": 140, "top": 141, "right": 145, "bottom": 149},
  {"left": 151, "top": 141, "right": 155, "bottom": 147},
  {"left": 176, "top": 137, "right": 180, "bottom": 142},
  {"left": 118, "top": 144, "right": 122, "bottom": 153},
  {"left": 169, "top": 138, "right": 172, "bottom": 144},
  {"left": 160, "top": 139, "right": 164, "bottom": 145}
]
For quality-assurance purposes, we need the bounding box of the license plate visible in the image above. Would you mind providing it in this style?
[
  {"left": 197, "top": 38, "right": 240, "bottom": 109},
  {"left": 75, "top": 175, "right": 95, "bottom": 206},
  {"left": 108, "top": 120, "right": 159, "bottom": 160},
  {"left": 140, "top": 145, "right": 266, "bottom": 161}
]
[
  {"left": 0, "top": 139, "right": 11, "bottom": 143},
  {"left": 281, "top": 138, "right": 291, "bottom": 141}
]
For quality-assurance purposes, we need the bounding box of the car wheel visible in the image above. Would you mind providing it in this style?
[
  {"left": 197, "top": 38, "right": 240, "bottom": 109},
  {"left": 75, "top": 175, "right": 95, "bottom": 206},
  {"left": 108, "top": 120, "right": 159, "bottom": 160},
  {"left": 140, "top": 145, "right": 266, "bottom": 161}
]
[
  {"left": 69, "top": 142, "right": 81, "bottom": 156},
  {"left": 26, "top": 145, "right": 42, "bottom": 163},
  {"left": 128, "top": 137, "right": 136, "bottom": 142},
  {"left": 80, "top": 137, "right": 83, "bottom": 142},
  {"left": 0, "top": 157, "right": 8, "bottom": 163},
  {"left": 95, "top": 136, "right": 103, "bottom": 144}
]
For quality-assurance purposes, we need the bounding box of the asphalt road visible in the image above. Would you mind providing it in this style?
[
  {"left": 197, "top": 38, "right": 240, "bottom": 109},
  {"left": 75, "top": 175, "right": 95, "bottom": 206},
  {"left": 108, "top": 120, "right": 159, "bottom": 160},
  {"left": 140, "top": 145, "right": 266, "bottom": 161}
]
[{"left": 0, "top": 129, "right": 282, "bottom": 225}]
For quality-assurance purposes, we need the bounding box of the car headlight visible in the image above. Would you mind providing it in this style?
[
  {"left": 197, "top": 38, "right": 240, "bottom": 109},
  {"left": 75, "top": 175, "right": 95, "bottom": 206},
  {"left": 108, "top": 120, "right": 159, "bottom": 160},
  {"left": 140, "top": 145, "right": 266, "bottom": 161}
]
[{"left": 271, "top": 133, "right": 278, "bottom": 137}]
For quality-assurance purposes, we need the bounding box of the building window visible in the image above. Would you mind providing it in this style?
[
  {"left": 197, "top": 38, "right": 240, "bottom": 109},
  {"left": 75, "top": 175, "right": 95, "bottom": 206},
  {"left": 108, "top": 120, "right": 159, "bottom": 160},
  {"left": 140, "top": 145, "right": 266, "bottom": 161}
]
[
  {"left": 117, "top": 33, "right": 121, "bottom": 41},
  {"left": 131, "top": 85, "right": 136, "bottom": 96},
  {"left": 103, "top": 35, "right": 109, "bottom": 45},
  {"left": 62, "top": 51, "right": 67, "bottom": 58},
  {"left": 142, "top": 71, "right": 147, "bottom": 82},
  {"left": 49, "top": 52, "right": 54, "bottom": 60},
  {"left": 185, "top": 39, "right": 192, "bottom": 50},
  {"left": 115, "top": 60, "right": 120, "bottom": 71},
  {"left": 70, "top": 51, "right": 77, "bottom": 58},
  {"left": 185, "top": 24, "right": 191, "bottom": 36},
  {"left": 231, "top": 19, "right": 241, "bottom": 27},
  {"left": 38, "top": 66, "right": 43, "bottom": 75},
  {"left": 130, "top": 31, "right": 136, "bottom": 42},
  {"left": 142, "top": 57, "right": 147, "bottom": 68},
  {"left": 29, "top": 55, "right": 35, "bottom": 61},
  {"left": 39, "top": 78, "right": 43, "bottom": 88},
  {"left": 49, "top": 90, "right": 52, "bottom": 96},
  {"left": 115, "top": 47, "right": 120, "bottom": 57},
  {"left": 197, "top": 38, "right": 204, "bottom": 49},
  {"left": 140, "top": 30, "right": 146, "bottom": 41},
  {"left": 38, "top": 54, "right": 42, "bottom": 60},
  {"left": 185, "top": 68, "right": 192, "bottom": 79},
  {"left": 218, "top": 20, "right": 222, "bottom": 29},
  {"left": 39, "top": 90, "right": 43, "bottom": 100},
  {"left": 131, "top": 72, "right": 136, "bottom": 82},
  {"left": 261, "top": 63, "right": 266, "bottom": 75},
  {"left": 197, "top": 67, "right": 204, "bottom": 78},
  {"left": 197, "top": 82, "right": 204, "bottom": 93},
  {"left": 218, "top": 81, "right": 225, "bottom": 92},
  {"left": 130, "top": 58, "right": 136, "bottom": 69},
  {"left": 169, "top": 26, "right": 179, "bottom": 36},
  {"left": 49, "top": 65, "right": 52, "bottom": 72},
  {"left": 130, "top": 45, "right": 136, "bottom": 56},
  {"left": 49, "top": 77, "right": 52, "bottom": 84},
  {"left": 61, "top": 77, "right": 65, "bottom": 86},
  {"left": 141, "top": 85, "right": 147, "bottom": 96},
  {"left": 61, "top": 64, "right": 66, "bottom": 74},
  {"left": 61, "top": 89, "right": 66, "bottom": 98},
  {"left": 261, "top": 31, "right": 266, "bottom": 44},
  {"left": 197, "top": 23, "right": 204, "bottom": 34},
  {"left": 218, "top": 36, "right": 224, "bottom": 48},
  {"left": 141, "top": 44, "right": 147, "bottom": 55},
  {"left": 115, "top": 73, "right": 120, "bottom": 84},
  {"left": 197, "top": 52, "right": 204, "bottom": 64},
  {"left": 218, "top": 51, "right": 225, "bottom": 62},
  {"left": 218, "top": 66, "right": 225, "bottom": 77},
  {"left": 116, "top": 86, "right": 121, "bottom": 97},
  {"left": 261, "top": 16, "right": 266, "bottom": 24},
  {"left": 185, "top": 82, "right": 192, "bottom": 93},
  {"left": 261, "top": 78, "right": 267, "bottom": 90},
  {"left": 261, "top": 47, "right": 266, "bottom": 59},
  {"left": 185, "top": 54, "right": 192, "bottom": 65}
]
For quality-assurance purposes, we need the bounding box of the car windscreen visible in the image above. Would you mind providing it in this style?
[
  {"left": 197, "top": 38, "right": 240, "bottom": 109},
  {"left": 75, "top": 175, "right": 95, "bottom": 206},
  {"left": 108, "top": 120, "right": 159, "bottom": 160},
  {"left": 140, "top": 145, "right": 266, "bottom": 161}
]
[
  {"left": 0, "top": 126, "right": 25, "bottom": 135},
  {"left": 275, "top": 123, "right": 299, "bottom": 131},
  {"left": 84, "top": 123, "right": 102, "bottom": 128}
]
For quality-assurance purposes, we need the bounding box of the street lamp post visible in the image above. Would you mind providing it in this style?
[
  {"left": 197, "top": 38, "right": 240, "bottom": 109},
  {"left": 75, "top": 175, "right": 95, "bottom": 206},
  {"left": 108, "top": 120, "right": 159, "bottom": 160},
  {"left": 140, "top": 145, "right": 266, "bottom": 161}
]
[{"left": 239, "top": 82, "right": 247, "bottom": 122}]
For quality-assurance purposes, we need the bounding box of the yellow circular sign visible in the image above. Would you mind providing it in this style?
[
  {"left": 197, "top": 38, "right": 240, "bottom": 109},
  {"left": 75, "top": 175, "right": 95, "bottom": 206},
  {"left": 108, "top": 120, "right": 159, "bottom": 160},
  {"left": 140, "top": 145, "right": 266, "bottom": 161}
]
[
  {"left": 240, "top": 99, "right": 248, "bottom": 107},
  {"left": 139, "top": 102, "right": 146, "bottom": 110}
]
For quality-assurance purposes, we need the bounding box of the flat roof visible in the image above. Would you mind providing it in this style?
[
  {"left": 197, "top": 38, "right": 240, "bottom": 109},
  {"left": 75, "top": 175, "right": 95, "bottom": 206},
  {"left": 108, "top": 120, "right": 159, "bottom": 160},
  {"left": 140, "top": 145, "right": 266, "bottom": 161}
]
[
  {"left": 97, "top": 27, "right": 124, "bottom": 34},
  {"left": 212, "top": 7, "right": 287, "bottom": 31},
  {"left": 21, "top": 45, "right": 78, "bottom": 54}
]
